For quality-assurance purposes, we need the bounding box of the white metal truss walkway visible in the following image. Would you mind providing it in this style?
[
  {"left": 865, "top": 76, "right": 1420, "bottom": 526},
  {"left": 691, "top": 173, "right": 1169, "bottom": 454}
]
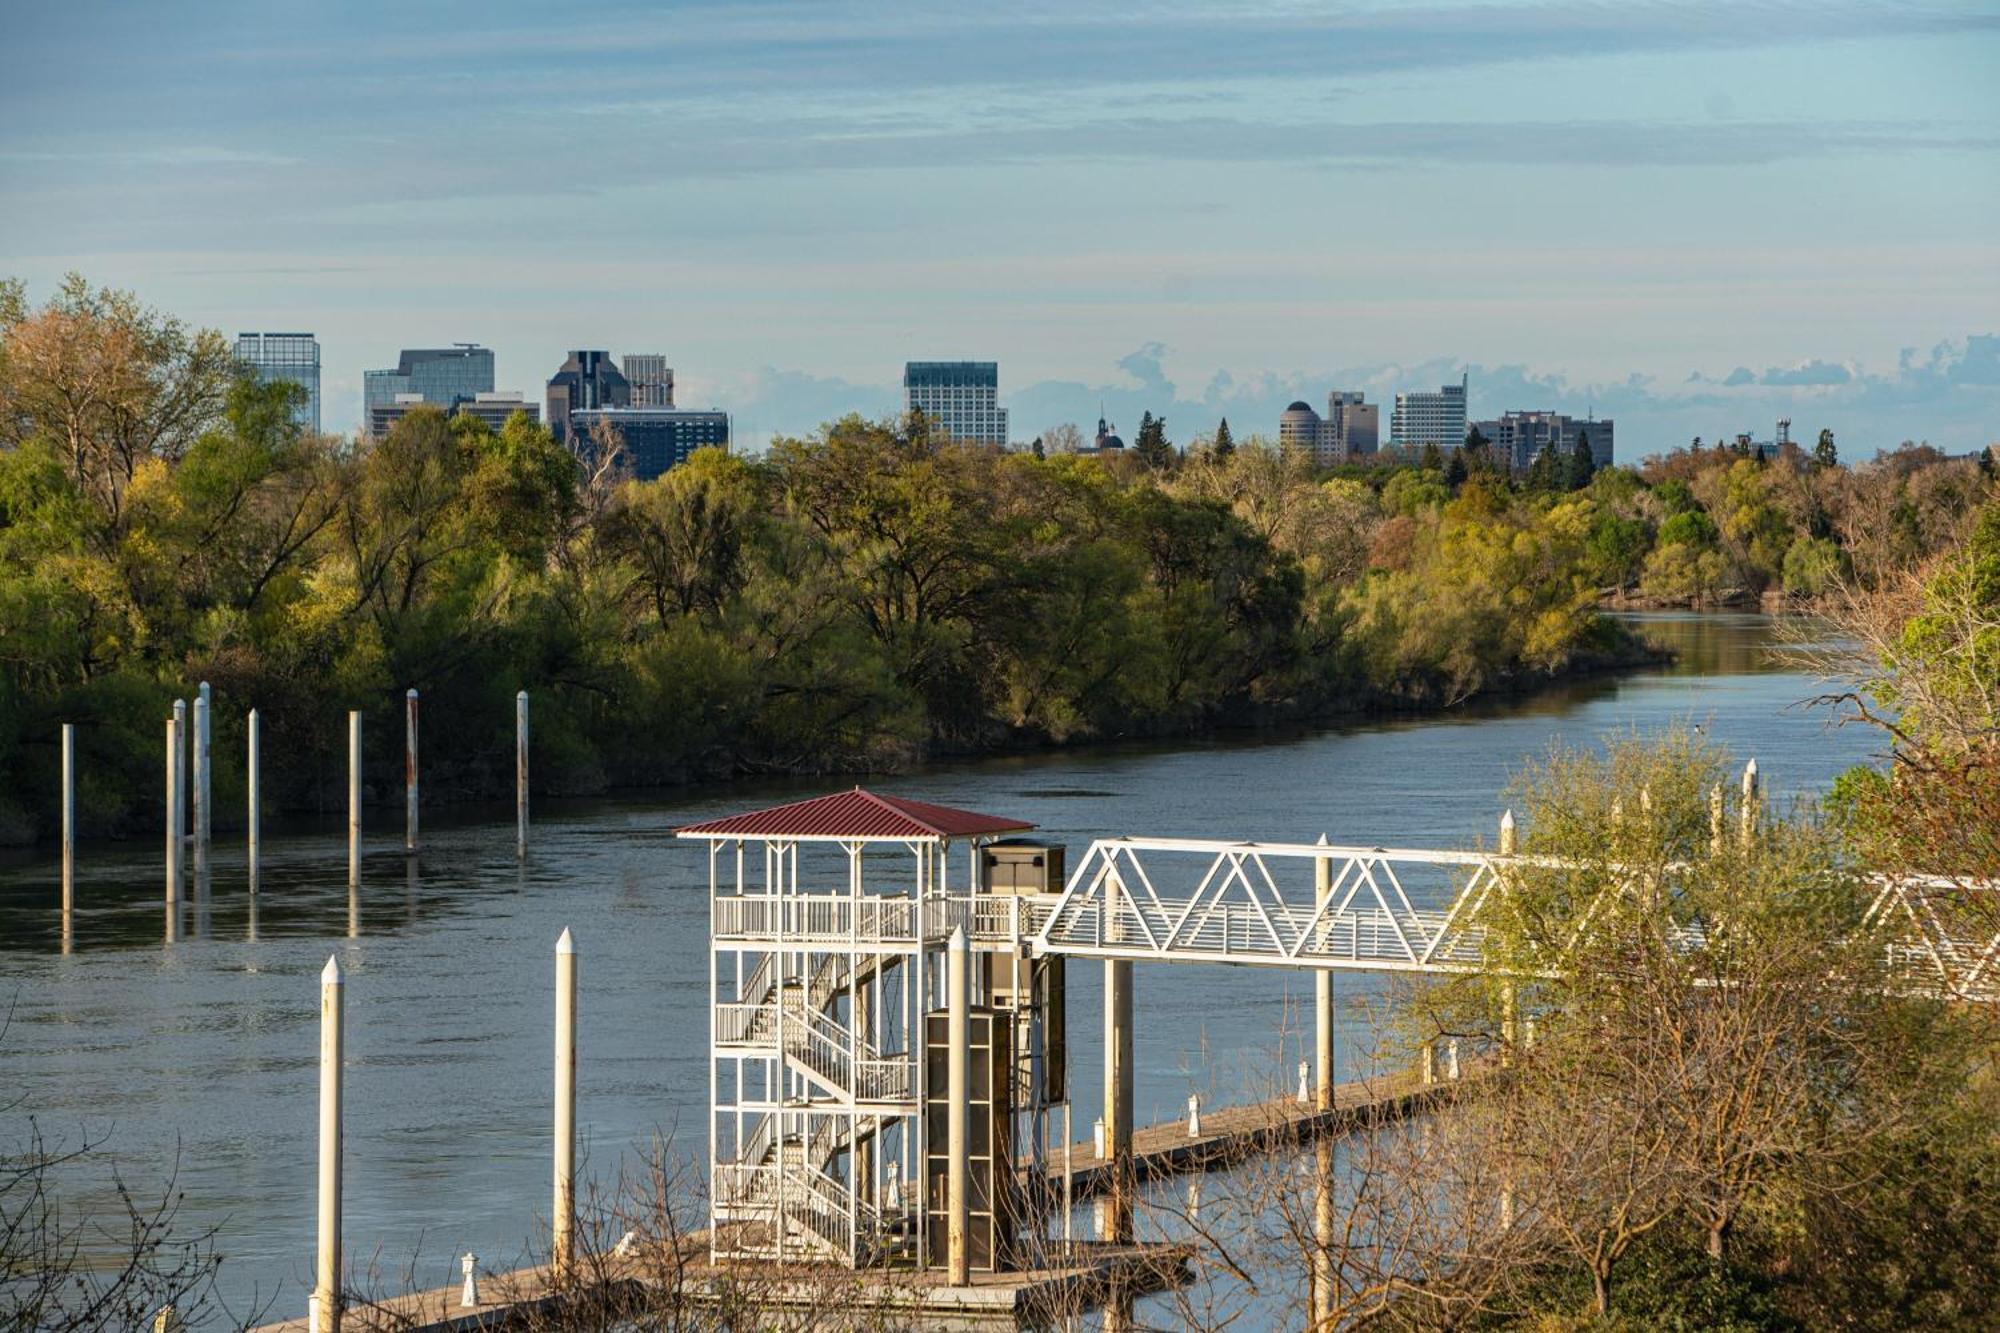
[{"left": 1022, "top": 837, "right": 2000, "bottom": 1002}]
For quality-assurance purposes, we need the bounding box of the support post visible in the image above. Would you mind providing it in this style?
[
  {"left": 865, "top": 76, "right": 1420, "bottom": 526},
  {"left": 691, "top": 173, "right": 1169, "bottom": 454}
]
[
  {"left": 347, "top": 711, "right": 362, "bottom": 888},
  {"left": 553, "top": 927, "right": 577, "bottom": 1280},
  {"left": 1740, "top": 758, "right": 1760, "bottom": 850},
  {"left": 172, "top": 699, "right": 188, "bottom": 844},
  {"left": 312, "top": 955, "right": 344, "bottom": 1333},
  {"left": 1708, "top": 783, "right": 1725, "bottom": 857},
  {"left": 246, "top": 709, "right": 261, "bottom": 888},
  {"left": 1314, "top": 834, "right": 1334, "bottom": 1113},
  {"left": 1101, "top": 956, "right": 1133, "bottom": 1242},
  {"left": 404, "top": 689, "right": 419, "bottom": 855},
  {"left": 946, "top": 927, "right": 971, "bottom": 1284},
  {"left": 516, "top": 691, "right": 529, "bottom": 858},
  {"left": 60, "top": 723, "right": 75, "bottom": 949},
  {"left": 1498, "top": 811, "right": 1518, "bottom": 1061},
  {"left": 1421, "top": 1040, "right": 1436, "bottom": 1086},
  {"left": 164, "top": 716, "right": 182, "bottom": 910}
]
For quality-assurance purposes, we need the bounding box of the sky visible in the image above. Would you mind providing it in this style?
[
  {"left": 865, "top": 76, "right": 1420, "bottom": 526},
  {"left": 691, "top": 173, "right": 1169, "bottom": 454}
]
[{"left": 2, "top": 0, "right": 1997, "bottom": 457}]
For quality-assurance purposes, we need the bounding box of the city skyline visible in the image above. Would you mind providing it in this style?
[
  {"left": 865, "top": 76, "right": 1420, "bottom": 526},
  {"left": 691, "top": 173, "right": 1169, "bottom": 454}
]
[{"left": 3, "top": 2, "right": 1996, "bottom": 453}]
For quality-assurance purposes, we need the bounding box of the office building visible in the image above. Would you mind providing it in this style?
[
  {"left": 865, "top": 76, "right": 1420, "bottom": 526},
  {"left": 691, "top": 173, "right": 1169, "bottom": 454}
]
[
  {"left": 1473, "top": 411, "right": 1615, "bottom": 471},
  {"left": 1390, "top": 375, "right": 1469, "bottom": 451},
  {"left": 364, "top": 345, "right": 495, "bottom": 423},
  {"left": 903, "top": 361, "right": 1008, "bottom": 447},
  {"left": 234, "top": 332, "right": 321, "bottom": 433},
  {"left": 368, "top": 390, "right": 539, "bottom": 438},
  {"left": 1278, "top": 391, "right": 1379, "bottom": 465},
  {"left": 570, "top": 407, "right": 729, "bottom": 481},
  {"left": 546, "top": 350, "right": 632, "bottom": 443},
  {"left": 623, "top": 354, "right": 676, "bottom": 408}
]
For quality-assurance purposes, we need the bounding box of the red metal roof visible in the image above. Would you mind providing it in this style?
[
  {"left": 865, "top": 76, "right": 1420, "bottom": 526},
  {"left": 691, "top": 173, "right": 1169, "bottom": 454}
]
[{"left": 675, "top": 787, "right": 1035, "bottom": 841}]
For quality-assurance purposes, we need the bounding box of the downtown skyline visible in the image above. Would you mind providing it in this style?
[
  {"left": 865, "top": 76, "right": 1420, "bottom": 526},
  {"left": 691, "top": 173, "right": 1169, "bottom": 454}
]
[{"left": 3, "top": 1, "right": 1997, "bottom": 453}]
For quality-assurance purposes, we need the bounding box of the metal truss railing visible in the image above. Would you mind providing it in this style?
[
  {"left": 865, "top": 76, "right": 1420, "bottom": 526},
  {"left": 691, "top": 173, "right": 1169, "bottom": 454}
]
[{"left": 1025, "top": 837, "right": 2000, "bottom": 1002}]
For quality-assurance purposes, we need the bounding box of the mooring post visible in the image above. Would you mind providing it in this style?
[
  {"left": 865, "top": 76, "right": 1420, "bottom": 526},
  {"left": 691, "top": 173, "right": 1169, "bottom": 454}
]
[
  {"left": 172, "top": 698, "right": 188, "bottom": 844},
  {"left": 404, "top": 689, "right": 419, "bottom": 855},
  {"left": 313, "top": 955, "right": 344, "bottom": 1333},
  {"left": 191, "top": 693, "right": 208, "bottom": 881},
  {"left": 347, "top": 710, "right": 361, "bottom": 888},
  {"left": 459, "top": 1254, "right": 478, "bottom": 1309},
  {"left": 196, "top": 681, "right": 212, "bottom": 868},
  {"left": 246, "top": 708, "right": 261, "bottom": 888},
  {"left": 1297, "top": 1060, "right": 1309, "bottom": 1104},
  {"left": 1740, "top": 758, "right": 1760, "bottom": 850},
  {"left": 515, "top": 690, "right": 529, "bottom": 858},
  {"left": 1447, "top": 1039, "right": 1461, "bottom": 1081},
  {"left": 164, "top": 716, "right": 183, "bottom": 911},
  {"left": 1709, "top": 783, "right": 1725, "bottom": 857},
  {"left": 1187, "top": 1093, "right": 1201, "bottom": 1138},
  {"left": 1421, "top": 1041, "right": 1436, "bottom": 1086},
  {"left": 60, "top": 723, "right": 75, "bottom": 950},
  {"left": 946, "top": 926, "right": 971, "bottom": 1284},
  {"left": 553, "top": 927, "right": 577, "bottom": 1280},
  {"left": 1314, "top": 833, "right": 1335, "bottom": 1113}
]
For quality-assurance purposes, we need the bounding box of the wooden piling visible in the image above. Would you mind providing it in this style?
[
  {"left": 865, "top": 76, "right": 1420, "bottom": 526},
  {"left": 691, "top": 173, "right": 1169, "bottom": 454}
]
[
  {"left": 515, "top": 691, "right": 529, "bottom": 858},
  {"left": 347, "top": 711, "right": 362, "bottom": 888},
  {"left": 60, "top": 723, "right": 74, "bottom": 951}
]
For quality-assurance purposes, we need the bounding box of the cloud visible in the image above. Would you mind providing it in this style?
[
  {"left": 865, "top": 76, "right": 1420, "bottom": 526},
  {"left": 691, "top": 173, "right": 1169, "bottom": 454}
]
[{"left": 1724, "top": 367, "right": 1756, "bottom": 386}]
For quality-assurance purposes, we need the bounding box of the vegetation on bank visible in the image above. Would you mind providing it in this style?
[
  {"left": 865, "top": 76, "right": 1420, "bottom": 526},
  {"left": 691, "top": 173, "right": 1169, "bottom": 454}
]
[{"left": 1, "top": 274, "right": 1991, "bottom": 842}]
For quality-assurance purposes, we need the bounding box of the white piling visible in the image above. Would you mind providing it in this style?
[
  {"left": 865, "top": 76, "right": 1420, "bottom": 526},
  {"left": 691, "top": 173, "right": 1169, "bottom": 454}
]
[
  {"left": 1093, "top": 1117, "right": 1105, "bottom": 1159},
  {"left": 1447, "top": 1039, "right": 1461, "bottom": 1081},
  {"left": 172, "top": 698, "right": 188, "bottom": 843},
  {"left": 515, "top": 690, "right": 529, "bottom": 858},
  {"left": 347, "top": 710, "right": 362, "bottom": 887},
  {"left": 246, "top": 709, "right": 261, "bottom": 887},
  {"left": 191, "top": 694, "right": 207, "bottom": 880},
  {"left": 1187, "top": 1094, "right": 1201, "bottom": 1138},
  {"left": 1740, "top": 757, "right": 1761, "bottom": 849},
  {"left": 404, "top": 689, "right": 419, "bottom": 855},
  {"left": 312, "top": 955, "right": 344, "bottom": 1333},
  {"left": 946, "top": 926, "right": 971, "bottom": 1285},
  {"left": 60, "top": 723, "right": 75, "bottom": 948},
  {"left": 164, "top": 716, "right": 183, "bottom": 909},
  {"left": 459, "top": 1254, "right": 478, "bottom": 1309},
  {"left": 1296, "top": 1059, "right": 1309, "bottom": 1105},
  {"left": 195, "top": 681, "right": 211, "bottom": 868},
  {"left": 553, "top": 927, "right": 577, "bottom": 1279}
]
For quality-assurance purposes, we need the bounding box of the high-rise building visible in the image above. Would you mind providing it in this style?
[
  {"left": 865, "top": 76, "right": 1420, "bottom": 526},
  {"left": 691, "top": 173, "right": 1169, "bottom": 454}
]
[
  {"left": 1390, "top": 375, "right": 1469, "bottom": 452},
  {"left": 368, "top": 391, "right": 541, "bottom": 438},
  {"left": 1278, "top": 391, "right": 1379, "bottom": 465},
  {"left": 623, "top": 354, "right": 675, "bottom": 409},
  {"left": 570, "top": 407, "right": 729, "bottom": 481},
  {"left": 545, "top": 350, "right": 632, "bottom": 443},
  {"left": 234, "top": 332, "right": 321, "bottom": 433},
  {"left": 903, "top": 361, "right": 1008, "bottom": 447},
  {"left": 364, "top": 346, "right": 495, "bottom": 422},
  {"left": 1472, "top": 411, "right": 1615, "bottom": 471}
]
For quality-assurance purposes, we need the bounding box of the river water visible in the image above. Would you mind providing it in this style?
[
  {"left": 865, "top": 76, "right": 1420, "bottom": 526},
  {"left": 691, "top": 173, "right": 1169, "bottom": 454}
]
[{"left": 0, "top": 614, "right": 1880, "bottom": 1325}]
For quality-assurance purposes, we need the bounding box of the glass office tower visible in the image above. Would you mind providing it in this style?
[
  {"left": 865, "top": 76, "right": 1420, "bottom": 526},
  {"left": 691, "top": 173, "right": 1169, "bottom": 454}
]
[{"left": 234, "top": 332, "right": 321, "bottom": 433}]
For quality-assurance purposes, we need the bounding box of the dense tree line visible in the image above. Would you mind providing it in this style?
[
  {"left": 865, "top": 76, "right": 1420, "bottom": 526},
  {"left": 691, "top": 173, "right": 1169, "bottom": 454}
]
[{"left": 0, "top": 277, "right": 1648, "bottom": 842}]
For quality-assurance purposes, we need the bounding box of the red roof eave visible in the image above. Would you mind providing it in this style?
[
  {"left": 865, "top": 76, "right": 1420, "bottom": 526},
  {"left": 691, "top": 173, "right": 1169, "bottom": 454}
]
[{"left": 674, "top": 787, "right": 1034, "bottom": 842}]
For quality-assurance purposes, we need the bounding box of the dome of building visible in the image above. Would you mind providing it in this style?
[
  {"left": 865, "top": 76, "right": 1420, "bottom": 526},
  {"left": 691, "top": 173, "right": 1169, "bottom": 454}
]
[{"left": 1286, "top": 400, "right": 1313, "bottom": 413}]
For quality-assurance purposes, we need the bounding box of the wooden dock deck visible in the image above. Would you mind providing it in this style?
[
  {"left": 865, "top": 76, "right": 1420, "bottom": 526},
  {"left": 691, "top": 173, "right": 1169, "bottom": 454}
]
[{"left": 1041, "top": 1064, "right": 1442, "bottom": 1200}]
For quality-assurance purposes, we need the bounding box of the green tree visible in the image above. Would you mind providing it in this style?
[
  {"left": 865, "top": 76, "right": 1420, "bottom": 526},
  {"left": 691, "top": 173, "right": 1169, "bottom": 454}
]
[
  {"left": 1211, "top": 417, "right": 1234, "bottom": 461},
  {"left": 1815, "top": 427, "right": 1839, "bottom": 470},
  {"left": 1133, "top": 411, "right": 1173, "bottom": 469},
  {"left": 1443, "top": 449, "right": 1469, "bottom": 489},
  {"left": 1569, "top": 431, "right": 1597, "bottom": 490},
  {"left": 1420, "top": 441, "right": 1444, "bottom": 472}
]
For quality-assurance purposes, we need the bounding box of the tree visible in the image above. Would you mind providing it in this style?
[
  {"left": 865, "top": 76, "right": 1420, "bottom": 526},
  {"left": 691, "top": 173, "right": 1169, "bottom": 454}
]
[
  {"left": 1525, "top": 445, "right": 1561, "bottom": 492},
  {"left": 1041, "top": 422, "right": 1084, "bottom": 456},
  {"left": 1443, "top": 448, "right": 1469, "bottom": 490},
  {"left": 1979, "top": 445, "right": 1996, "bottom": 481},
  {"left": 1570, "top": 431, "right": 1597, "bottom": 490},
  {"left": 1133, "top": 411, "right": 1173, "bottom": 469},
  {"left": 1211, "top": 417, "right": 1235, "bottom": 461},
  {"left": 1815, "top": 427, "right": 1839, "bottom": 470},
  {"left": 1420, "top": 441, "right": 1444, "bottom": 472}
]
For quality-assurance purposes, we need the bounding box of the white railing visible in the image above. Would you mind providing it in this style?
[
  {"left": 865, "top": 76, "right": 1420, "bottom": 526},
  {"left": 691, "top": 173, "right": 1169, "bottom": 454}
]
[{"left": 714, "top": 891, "right": 1059, "bottom": 948}]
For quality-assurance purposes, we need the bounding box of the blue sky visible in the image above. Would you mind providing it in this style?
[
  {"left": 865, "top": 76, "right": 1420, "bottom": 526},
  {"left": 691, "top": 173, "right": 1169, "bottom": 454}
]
[{"left": 2, "top": 0, "right": 1996, "bottom": 456}]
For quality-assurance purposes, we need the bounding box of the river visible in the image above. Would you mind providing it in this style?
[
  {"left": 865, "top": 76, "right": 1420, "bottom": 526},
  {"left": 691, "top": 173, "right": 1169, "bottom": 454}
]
[{"left": 0, "top": 613, "right": 1881, "bottom": 1325}]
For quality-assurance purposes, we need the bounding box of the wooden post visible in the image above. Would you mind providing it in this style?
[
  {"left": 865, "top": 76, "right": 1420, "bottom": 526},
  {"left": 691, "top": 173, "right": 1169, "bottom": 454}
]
[
  {"left": 515, "top": 691, "right": 529, "bottom": 858},
  {"left": 246, "top": 709, "right": 261, "bottom": 888},
  {"left": 1101, "top": 954, "right": 1134, "bottom": 1243},
  {"left": 1314, "top": 834, "right": 1334, "bottom": 1112},
  {"left": 404, "top": 689, "right": 419, "bottom": 855},
  {"left": 1498, "top": 811, "right": 1518, "bottom": 1060},
  {"left": 347, "top": 711, "right": 362, "bottom": 888},
  {"left": 164, "top": 716, "right": 182, "bottom": 910},
  {"left": 60, "top": 723, "right": 75, "bottom": 950},
  {"left": 312, "top": 955, "right": 344, "bottom": 1333},
  {"left": 553, "top": 928, "right": 577, "bottom": 1280},
  {"left": 946, "top": 927, "right": 970, "bottom": 1284},
  {"left": 191, "top": 693, "right": 208, "bottom": 882}
]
